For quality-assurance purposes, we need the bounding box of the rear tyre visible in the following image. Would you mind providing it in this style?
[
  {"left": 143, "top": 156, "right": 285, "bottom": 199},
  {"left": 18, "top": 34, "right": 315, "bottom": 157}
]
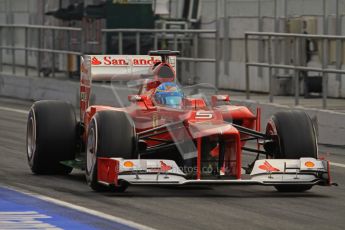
[
  {"left": 85, "top": 111, "right": 135, "bottom": 192},
  {"left": 26, "top": 100, "right": 77, "bottom": 174},
  {"left": 265, "top": 111, "right": 318, "bottom": 192}
]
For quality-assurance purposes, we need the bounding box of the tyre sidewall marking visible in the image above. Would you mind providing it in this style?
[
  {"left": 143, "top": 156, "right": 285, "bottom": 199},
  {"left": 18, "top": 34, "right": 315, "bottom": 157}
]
[
  {"left": 27, "top": 108, "right": 37, "bottom": 166},
  {"left": 86, "top": 118, "right": 98, "bottom": 183},
  {"left": 266, "top": 117, "right": 282, "bottom": 158}
]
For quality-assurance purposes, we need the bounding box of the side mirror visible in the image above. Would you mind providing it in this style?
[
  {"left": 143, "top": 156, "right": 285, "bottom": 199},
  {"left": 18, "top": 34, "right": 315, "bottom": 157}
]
[
  {"left": 211, "top": 95, "right": 230, "bottom": 107},
  {"left": 128, "top": 95, "right": 144, "bottom": 102},
  {"left": 128, "top": 95, "right": 156, "bottom": 110}
]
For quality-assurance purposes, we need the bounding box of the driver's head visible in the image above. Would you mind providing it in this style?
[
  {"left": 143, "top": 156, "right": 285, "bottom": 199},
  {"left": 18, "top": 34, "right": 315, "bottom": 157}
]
[{"left": 154, "top": 82, "right": 183, "bottom": 108}]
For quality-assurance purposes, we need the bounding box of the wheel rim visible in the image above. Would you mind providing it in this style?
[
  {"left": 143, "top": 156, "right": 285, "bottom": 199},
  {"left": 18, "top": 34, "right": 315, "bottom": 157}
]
[
  {"left": 265, "top": 120, "right": 279, "bottom": 158},
  {"left": 86, "top": 127, "right": 97, "bottom": 174},
  {"left": 27, "top": 116, "right": 36, "bottom": 160},
  {"left": 266, "top": 119, "right": 277, "bottom": 136}
]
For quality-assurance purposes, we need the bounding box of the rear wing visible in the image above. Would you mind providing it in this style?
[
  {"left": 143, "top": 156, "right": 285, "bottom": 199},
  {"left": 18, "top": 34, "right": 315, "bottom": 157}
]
[
  {"left": 79, "top": 55, "right": 177, "bottom": 121},
  {"left": 81, "top": 55, "right": 177, "bottom": 82}
]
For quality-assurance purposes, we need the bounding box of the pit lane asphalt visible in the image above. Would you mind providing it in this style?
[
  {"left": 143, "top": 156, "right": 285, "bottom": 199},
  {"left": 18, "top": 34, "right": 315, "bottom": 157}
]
[{"left": 0, "top": 97, "right": 344, "bottom": 230}]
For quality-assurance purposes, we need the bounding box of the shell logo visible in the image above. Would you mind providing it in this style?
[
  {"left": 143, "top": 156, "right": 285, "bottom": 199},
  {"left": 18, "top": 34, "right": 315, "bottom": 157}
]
[
  {"left": 123, "top": 161, "right": 134, "bottom": 167},
  {"left": 305, "top": 161, "right": 315, "bottom": 168}
]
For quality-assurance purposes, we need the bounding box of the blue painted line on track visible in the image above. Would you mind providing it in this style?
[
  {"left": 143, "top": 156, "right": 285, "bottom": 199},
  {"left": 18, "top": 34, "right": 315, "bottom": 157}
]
[{"left": 0, "top": 186, "right": 137, "bottom": 230}]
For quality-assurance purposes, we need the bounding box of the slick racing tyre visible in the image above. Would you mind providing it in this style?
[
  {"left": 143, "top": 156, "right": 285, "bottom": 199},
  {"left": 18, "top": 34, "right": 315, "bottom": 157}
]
[
  {"left": 265, "top": 110, "right": 317, "bottom": 159},
  {"left": 85, "top": 111, "right": 136, "bottom": 192},
  {"left": 27, "top": 100, "right": 77, "bottom": 174},
  {"left": 265, "top": 110, "right": 317, "bottom": 192},
  {"left": 274, "top": 184, "right": 312, "bottom": 193}
]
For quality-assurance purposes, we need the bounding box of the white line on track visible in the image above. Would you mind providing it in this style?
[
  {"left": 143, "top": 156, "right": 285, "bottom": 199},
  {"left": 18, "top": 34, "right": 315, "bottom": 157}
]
[
  {"left": 1, "top": 185, "right": 155, "bottom": 230},
  {"left": 0, "top": 106, "right": 28, "bottom": 114},
  {"left": 330, "top": 162, "right": 345, "bottom": 168},
  {"left": 0, "top": 104, "right": 154, "bottom": 229}
]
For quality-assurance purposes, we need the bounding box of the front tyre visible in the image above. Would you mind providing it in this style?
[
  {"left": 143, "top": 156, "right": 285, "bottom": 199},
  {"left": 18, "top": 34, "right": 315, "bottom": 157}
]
[
  {"left": 265, "top": 110, "right": 317, "bottom": 159},
  {"left": 274, "top": 185, "right": 312, "bottom": 193},
  {"left": 265, "top": 110, "right": 318, "bottom": 192},
  {"left": 85, "top": 111, "right": 135, "bottom": 192}
]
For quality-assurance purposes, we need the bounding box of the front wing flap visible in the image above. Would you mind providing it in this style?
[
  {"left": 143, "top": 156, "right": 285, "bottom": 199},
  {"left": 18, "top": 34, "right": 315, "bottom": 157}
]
[{"left": 97, "top": 157, "right": 331, "bottom": 187}]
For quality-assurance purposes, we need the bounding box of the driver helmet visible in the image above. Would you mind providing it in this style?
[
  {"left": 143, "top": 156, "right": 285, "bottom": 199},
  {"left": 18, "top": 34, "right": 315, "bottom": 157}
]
[{"left": 154, "top": 82, "right": 183, "bottom": 108}]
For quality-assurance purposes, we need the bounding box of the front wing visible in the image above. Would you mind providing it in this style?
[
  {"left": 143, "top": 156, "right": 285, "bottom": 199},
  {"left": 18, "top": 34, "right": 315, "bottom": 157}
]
[{"left": 97, "top": 157, "right": 331, "bottom": 187}]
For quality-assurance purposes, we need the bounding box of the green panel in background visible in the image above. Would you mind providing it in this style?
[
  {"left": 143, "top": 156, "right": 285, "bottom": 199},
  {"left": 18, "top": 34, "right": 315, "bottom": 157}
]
[
  {"left": 105, "top": 0, "right": 155, "bottom": 54},
  {"left": 105, "top": 1, "right": 154, "bottom": 28}
]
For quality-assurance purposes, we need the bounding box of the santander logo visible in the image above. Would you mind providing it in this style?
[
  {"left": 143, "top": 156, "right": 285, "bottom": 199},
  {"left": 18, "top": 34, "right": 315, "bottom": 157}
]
[
  {"left": 132, "top": 57, "right": 160, "bottom": 66},
  {"left": 91, "top": 57, "right": 101, "bottom": 65},
  {"left": 103, "top": 56, "right": 128, "bottom": 65},
  {"left": 91, "top": 56, "right": 161, "bottom": 66},
  {"left": 91, "top": 56, "right": 127, "bottom": 66}
]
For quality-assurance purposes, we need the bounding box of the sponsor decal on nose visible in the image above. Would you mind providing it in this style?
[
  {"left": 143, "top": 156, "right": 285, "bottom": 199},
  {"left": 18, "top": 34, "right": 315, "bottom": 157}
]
[
  {"left": 160, "top": 161, "right": 172, "bottom": 172},
  {"left": 259, "top": 161, "right": 280, "bottom": 172}
]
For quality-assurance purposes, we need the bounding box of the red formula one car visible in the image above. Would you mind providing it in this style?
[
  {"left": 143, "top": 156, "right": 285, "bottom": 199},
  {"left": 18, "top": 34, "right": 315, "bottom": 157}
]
[{"left": 26, "top": 50, "right": 332, "bottom": 193}]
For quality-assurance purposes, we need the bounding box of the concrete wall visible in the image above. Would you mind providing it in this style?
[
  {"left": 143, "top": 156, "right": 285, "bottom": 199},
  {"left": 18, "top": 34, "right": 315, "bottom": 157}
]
[
  {"left": 1, "top": 73, "right": 344, "bottom": 146},
  {"left": 1, "top": 0, "right": 34, "bottom": 66},
  {"left": 1, "top": 0, "right": 345, "bottom": 97},
  {"left": 190, "top": 0, "right": 345, "bottom": 97},
  {"left": 0, "top": 0, "right": 65, "bottom": 69}
]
